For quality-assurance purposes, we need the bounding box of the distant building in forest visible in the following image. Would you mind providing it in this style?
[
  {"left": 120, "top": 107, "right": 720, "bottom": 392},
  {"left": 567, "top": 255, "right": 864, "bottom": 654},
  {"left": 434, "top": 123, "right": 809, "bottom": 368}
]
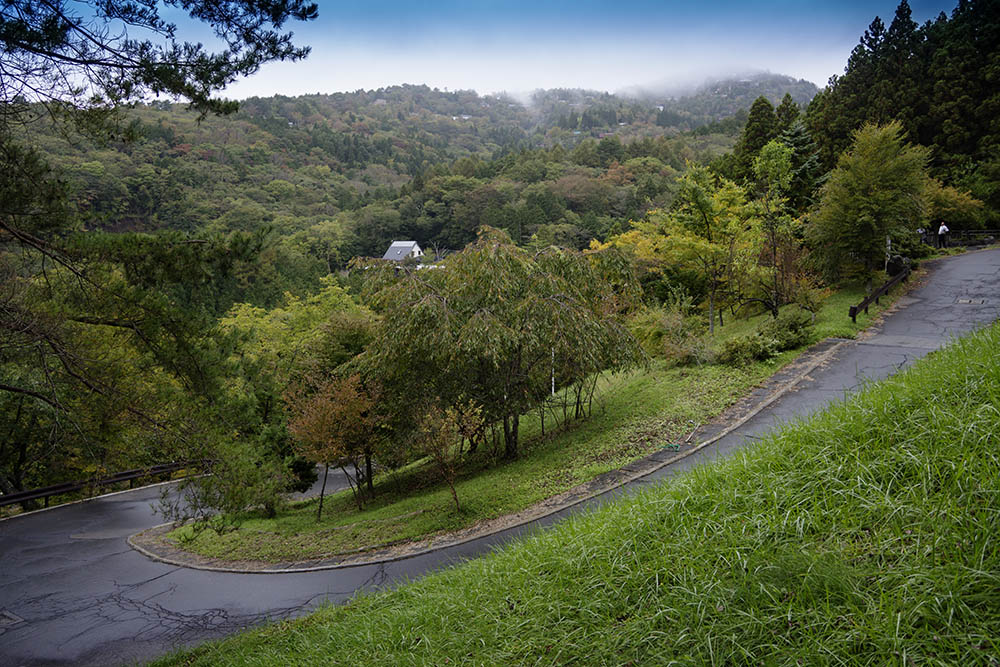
[{"left": 382, "top": 240, "right": 423, "bottom": 262}]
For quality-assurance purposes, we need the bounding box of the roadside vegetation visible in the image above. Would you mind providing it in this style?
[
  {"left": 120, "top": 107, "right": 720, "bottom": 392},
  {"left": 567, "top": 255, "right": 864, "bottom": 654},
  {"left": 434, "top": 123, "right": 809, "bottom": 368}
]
[
  {"left": 157, "top": 95, "right": 966, "bottom": 559},
  {"left": 165, "top": 277, "right": 903, "bottom": 562},
  {"left": 156, "top": 312, "right": 1000, "bottom": 666}
]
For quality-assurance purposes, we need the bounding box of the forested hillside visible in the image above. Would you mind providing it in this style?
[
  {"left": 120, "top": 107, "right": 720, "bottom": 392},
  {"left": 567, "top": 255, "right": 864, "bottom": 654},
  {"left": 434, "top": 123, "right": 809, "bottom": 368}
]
[
  {"left": 807, "top": 0, "right": 1000, "bottom": 216},
  {"left": 33, "top": 79, "right": 800, "bottom": 307}
]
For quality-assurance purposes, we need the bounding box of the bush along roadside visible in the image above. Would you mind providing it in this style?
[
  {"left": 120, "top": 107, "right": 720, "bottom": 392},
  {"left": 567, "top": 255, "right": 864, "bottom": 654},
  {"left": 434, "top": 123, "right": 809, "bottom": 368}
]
[{"left": 719, "top": 309, "right": 814, "bottom": 365}]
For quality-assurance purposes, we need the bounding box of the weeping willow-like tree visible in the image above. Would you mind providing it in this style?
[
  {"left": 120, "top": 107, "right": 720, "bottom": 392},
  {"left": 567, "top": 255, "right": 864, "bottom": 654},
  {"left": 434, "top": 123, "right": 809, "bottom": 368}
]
[{"left": 359, "top": 227, "right": 643, "bottom": 460}]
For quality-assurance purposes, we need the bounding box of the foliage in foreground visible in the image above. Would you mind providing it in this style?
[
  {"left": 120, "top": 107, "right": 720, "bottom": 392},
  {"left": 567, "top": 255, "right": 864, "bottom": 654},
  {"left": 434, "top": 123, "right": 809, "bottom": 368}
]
[
  {"left": 157, "top": 320, "right": 1000, "bottom": 666},
  {"left": 0, "top": 0, "right": 317, "bottom": 504},
  {"left": 167, "top": 356, "right": 779, "bottom": 561}
]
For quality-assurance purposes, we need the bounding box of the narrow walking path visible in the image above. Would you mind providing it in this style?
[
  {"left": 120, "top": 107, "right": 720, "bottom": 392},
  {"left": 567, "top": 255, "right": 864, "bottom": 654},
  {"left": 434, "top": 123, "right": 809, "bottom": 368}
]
[{"left": 2, "top": 249, "right": 998, "bottom": 667}]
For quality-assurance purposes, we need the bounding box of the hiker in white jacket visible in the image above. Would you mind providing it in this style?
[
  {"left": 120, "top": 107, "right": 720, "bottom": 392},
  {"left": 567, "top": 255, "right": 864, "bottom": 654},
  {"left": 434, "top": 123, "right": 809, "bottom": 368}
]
[{"left": 938, "top": 223, "right": 950, "bottom": 248}]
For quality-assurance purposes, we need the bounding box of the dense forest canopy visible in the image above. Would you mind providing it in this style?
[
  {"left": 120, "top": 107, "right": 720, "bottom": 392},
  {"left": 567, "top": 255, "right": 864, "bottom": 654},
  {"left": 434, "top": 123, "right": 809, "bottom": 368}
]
[
  {"left": 30, "top": 77, "right": 810, "bottom": 307},
  {"left": 807, "top": 0, "right": 1000, "bottom": 219},
  {"left": 0, "top": 0, "right": 319, "bottom": 500}
]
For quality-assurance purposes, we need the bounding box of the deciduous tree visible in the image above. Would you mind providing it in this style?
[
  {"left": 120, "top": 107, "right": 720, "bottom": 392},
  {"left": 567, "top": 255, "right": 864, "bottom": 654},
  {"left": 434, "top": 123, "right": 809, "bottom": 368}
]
[
  {"left": 807, "top": 121, "right": 930, "bottom": 290},
  {"left": 415, "top": 402, "right": 484, "bottom": 512},
  {"left": 361, "top": 227, "right": 641, "bottom": 460},
  {"left": 286, "top": 374, "right": 378, "bottom": 517},
  {"left": 664, "top": 167, "right": 750, "bottom": 333}
]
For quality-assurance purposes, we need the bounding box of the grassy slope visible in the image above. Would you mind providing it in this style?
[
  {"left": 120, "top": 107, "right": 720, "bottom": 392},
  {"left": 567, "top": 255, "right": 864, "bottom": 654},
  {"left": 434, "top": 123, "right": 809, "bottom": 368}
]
[
  {"left": 167, "top": 283, "right": 900, "bottom": 562},
  {"left": 157, "top": 318, "right": 1000, "bottom": 666}
]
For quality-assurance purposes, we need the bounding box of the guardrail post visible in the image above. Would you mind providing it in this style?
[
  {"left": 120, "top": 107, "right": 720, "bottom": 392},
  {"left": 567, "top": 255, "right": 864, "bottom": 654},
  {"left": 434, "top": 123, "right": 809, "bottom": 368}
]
[{"left": 848, "top": 262, "right": 911, "bottom": 323}]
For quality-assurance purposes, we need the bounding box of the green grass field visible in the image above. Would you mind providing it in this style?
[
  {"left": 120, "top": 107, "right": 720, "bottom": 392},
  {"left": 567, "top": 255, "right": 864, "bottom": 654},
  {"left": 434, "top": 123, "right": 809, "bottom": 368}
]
[
  {"left": 156, "top": 316, "right": 1000, "bottom": 666},
  {"left": 167, "top": 280, "right": 904, "bottom": 562}
]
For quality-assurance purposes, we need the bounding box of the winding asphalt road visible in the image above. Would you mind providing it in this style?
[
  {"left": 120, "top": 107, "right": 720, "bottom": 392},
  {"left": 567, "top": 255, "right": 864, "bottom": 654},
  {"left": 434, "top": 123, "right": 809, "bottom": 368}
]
[{"left": 2, "top": 249, "right": 999, "bottom": 666}]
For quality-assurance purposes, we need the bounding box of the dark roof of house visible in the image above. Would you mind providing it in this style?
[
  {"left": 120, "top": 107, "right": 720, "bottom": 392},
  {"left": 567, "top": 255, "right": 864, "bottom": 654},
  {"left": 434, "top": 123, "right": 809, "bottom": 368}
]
[{"left": 382, "top": 241, "right": 421, "bottom": 261}]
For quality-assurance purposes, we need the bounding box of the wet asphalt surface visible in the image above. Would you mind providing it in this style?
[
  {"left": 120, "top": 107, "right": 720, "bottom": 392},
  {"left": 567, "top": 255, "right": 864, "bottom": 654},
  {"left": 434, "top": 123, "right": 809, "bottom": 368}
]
[{"left": 2, "top": 248, "right": 999, "bottom": 666}]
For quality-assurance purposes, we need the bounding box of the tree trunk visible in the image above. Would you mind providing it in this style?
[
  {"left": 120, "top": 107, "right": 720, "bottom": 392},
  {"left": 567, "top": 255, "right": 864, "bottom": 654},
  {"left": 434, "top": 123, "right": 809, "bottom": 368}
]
[
  {"left": 7, "top": 437, "right": 39, "bottom": 511},
  {"left": 341, "top": 464, "right": 363, "bottom": 511},
  {"left": 503, "top": 415, "right": 511, "bottom": 458},
  {"left": 503, "top": 414, "right": 519, "bottom": 459},
  {"left": 587, "top": 374, "right": 599, "bottom": 417},
  {"left": 511, "top": 415, "right": 519, "bottom": 455},
  {"left": 708, "top": 293, "right": 715, "bottom": 334},
  {"left": 352, "top": 462, "right": 365, "bottom": 510},
  {"left": 316, "top": 463, "right": 330, "bottom": 521},
  {"left": 364, "top": 448, "right": 374, "bottom": 496}
]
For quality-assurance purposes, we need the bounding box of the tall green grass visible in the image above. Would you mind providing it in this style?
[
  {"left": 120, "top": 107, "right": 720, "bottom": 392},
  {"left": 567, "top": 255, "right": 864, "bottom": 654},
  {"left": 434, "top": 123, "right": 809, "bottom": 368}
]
[{"left": 156, "top": 321, "right": 1000, "bottom": 665}]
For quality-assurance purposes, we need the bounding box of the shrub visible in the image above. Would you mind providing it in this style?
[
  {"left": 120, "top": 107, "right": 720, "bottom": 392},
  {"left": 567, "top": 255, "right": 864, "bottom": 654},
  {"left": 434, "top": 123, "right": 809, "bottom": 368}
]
[
  {"left": 891, "top": 229, "right": 934, "bottom": 259},
  {"left": 790, "top": 278, "right": 830, "bottom": 324},
  {"left": 158, "top": 439, "right": 289, "bottom": 535},
  {"left": 719, "top": 331, "right": 778, "bottom": 366},
  {"left": 720, "top": 309, "right": 814, "bottom": 365},
  {"left": 629, "top": 293, "right": 712, "bottom": 367},
  {"left": 761, "top": 309, "right": 814, "bottom": 349}
]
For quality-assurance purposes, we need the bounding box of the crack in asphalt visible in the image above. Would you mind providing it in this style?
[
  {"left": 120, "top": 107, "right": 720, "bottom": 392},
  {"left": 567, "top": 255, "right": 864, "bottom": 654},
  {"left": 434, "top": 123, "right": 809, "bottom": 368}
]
[{"left": 114, "top": 567, "right": 182, "bottom": 592}]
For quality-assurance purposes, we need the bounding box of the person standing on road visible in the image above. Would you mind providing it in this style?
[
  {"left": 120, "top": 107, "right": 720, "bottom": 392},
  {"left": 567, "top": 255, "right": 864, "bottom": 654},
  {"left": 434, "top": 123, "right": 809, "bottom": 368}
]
[{"left": 938, "top": 222, "right": 950, "bottom": 248}]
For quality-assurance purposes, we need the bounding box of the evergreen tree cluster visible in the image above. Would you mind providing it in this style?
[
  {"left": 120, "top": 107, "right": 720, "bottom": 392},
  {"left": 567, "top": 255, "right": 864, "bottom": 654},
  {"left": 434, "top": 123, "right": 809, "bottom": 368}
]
[
  {"left": 806, "top": 0, "right": 1000, "bottom": 218},
  {"left": 718, "top": 93, "right": 822, "bottom": 215}
]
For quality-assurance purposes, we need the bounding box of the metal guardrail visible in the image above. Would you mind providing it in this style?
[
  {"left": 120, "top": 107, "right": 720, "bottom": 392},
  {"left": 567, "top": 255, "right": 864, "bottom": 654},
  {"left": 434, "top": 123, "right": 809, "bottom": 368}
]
[
  {"left": 849, "top": 264, "right": 911, "bottom": 323},
  {"left": 0, "top": 460, "right": 206, "bottom": 509},
  {"left": 922, "top": 229, "right": 1000, "bottom": 248},
  {"left": 949, "top": 229, "right": 1000, "bottom": 246}
]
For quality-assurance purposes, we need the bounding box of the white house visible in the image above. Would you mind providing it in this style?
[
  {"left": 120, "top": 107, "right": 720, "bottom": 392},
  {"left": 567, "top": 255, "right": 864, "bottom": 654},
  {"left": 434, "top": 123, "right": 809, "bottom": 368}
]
[{"left": 382, "top": 240, "right": 423, "bottom": 262}]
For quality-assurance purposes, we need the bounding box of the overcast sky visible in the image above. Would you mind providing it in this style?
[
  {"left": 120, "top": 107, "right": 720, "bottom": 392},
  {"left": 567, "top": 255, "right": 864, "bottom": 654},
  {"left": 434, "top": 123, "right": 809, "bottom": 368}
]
[{"left": 186, "top": 0, "right": 958, "bottom": 99}]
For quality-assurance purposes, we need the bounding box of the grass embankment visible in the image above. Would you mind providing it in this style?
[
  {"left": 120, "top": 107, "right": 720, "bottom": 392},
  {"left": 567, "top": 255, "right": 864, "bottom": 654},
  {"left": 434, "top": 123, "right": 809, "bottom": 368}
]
[
  {"left": 158, "top": 318, "right": 1000, "bottom": 666},
  {"left": 167, "top": 282, "right": 902, "bottom": 562}
]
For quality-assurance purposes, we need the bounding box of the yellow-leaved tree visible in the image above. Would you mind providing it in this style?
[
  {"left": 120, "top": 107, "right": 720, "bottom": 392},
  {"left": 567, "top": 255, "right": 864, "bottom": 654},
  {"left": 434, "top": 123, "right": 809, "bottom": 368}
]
[{"left": 596, "top": 166, "right": 752, "bottom": 333}]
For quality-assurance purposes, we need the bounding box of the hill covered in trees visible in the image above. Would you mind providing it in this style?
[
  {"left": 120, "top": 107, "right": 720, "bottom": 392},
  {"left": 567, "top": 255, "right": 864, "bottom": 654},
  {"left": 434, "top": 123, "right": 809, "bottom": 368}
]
[
  {"left": 31, "top": 76, "right": 815, "bottom": 308},
  {"left": 4, "top": 0, "right": 997, "bottom": 517}
]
